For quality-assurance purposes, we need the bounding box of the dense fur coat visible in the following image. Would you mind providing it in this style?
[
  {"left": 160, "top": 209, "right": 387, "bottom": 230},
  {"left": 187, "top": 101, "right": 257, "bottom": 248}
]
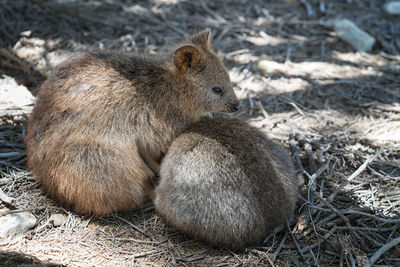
[
  {"left": 24, "top": 29, "right": 238, "bottom": 216},
  {"left": 154, "top": 118, "right": 298, "bottom": 249}
]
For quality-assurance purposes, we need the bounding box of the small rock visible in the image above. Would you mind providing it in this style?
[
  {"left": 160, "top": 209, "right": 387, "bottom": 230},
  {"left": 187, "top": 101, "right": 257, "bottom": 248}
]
[
  {"left": 46, "top": 51, "right": 75, "bottom": 68},
  {"left": 123, "top": 4, "right": 149, "bottom": 14},
  {"left": 0, "top": 75, "right": 35, "bottom": 110},
  {"left": 25, "top": 230, "right": 35, "bottom": 240},
  {"left": 20, "top": 30, "right": 32, "bottom": 37},
  {"left": 384, "top": 1, "right": 400, "bottom": 15},
  {"left": 331, "top": 19, "right": 375, "bottom": 52},
  {"left": 0, "top": 212, "right": 37, "bottom": 239},
  {"left": 49, "top": 213, "right": 67, "bottom": 227},
  {"left": 15, "top": 45, "right": 45, "bottom": 61}
]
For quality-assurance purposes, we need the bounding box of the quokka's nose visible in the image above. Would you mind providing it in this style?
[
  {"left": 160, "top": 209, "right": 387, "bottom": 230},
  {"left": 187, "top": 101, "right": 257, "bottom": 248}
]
[{"left": 231, "top": 102, "right": 240, "bottom": 112}]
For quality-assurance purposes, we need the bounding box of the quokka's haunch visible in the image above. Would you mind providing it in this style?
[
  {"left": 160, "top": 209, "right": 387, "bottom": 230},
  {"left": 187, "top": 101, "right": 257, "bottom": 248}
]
[{"left": 139, "top": 118, "right": 298, "bottom": 249}]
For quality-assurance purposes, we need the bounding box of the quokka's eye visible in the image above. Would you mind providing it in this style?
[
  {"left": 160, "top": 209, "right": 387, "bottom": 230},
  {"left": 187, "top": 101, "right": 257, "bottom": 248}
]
[{"left": 212, "top": 87, "right": 223, "bottom": 96}]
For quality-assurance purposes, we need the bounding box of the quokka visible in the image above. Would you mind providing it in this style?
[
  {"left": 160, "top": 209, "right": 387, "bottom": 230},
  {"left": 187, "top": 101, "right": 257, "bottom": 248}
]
[
  {"left": 139, "top": 118, "right": 298, "bottom": 249},
  {"left": 25, "top": 29, "right": 238, "bottom": 216}
]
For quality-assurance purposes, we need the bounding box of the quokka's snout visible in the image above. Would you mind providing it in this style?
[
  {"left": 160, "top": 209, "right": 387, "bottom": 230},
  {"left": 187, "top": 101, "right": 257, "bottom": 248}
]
[{"left": 228, "top": 101, "right": 240, "bottom": 112}]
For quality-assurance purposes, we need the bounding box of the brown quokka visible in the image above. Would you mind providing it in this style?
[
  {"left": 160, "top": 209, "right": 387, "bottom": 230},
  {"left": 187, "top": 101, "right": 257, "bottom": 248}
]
[
  {"left": 142, "top": 118, "right": 298, "bottom": 249},
  {"left": 24, "top": 29, "right": 239, "bottom": 216}
]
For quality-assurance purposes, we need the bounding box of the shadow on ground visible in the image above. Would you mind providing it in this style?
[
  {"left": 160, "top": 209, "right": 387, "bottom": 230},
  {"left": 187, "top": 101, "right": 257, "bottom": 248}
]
[{"left": 0, "top": 251, "right": 64, "bottom": 267}]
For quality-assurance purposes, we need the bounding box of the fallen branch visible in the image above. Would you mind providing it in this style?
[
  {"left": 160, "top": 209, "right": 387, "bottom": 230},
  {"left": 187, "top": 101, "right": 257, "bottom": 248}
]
[
  {"left": 299, "top": 0, "right": 315, "bottom": 16},
  {"left": 289, "top": 133, "right": 305, "bottom": 175},
  {"left": 343, "top": 209, "right": 400, "bottom": 224},
  {"left": 273, "top": 229, "right": 289, "bottom": 262},
  {"left": 367, "top": 236, "right": 400, "bottom": 267},
  {"left": 255, "top": 100, "right": 269, "bottom": 119},
  {"left": 114, "top": 215, "right": 157, "bottom": 241},
  {"left": 301, "top": 226, "right": 338, "bottom": 254},
  {"left": 312, "top": 189, "right": 354, "bottom": 232},
  {"left": 0, "top": 206, "right": 46, "bottom": 216},
  {"left": 0, "top": 48, "right": 32, "bottom": 78},
  {"left": 328, "top": 149, "right": 383, "bottom": 201},
  {"left": 287, "top": 220, "right": 311, "bottom": 267},
  {"left": 0, "top": 151, "right": 25, "bottom": 158},
  {"left": 0, "top": 188, "right": 14, "bottom": 204}
]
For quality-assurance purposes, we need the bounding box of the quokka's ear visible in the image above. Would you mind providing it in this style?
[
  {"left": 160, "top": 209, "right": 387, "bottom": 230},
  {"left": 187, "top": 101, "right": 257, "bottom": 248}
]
[
  {"left": 174, "top": 45, "right": 201, "bottom": 73},
  {"left": 190, "top": 28, "right": 212, "bottom": 48}
]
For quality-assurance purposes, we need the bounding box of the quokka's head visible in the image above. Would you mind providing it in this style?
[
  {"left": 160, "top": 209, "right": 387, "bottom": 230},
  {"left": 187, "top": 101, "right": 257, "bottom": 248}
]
[{"left": 171, "top": 29, "right": 239, "bottom": 115}]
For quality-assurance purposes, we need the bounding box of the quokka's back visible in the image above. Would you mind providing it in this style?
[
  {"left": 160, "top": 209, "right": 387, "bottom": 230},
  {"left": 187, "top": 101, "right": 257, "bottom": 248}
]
[
  {"left": 154, "top": 118, "right": 298, "bottom": 249},
  {"left": 24, "top": 29, "right": 239, "bottom": 216}
]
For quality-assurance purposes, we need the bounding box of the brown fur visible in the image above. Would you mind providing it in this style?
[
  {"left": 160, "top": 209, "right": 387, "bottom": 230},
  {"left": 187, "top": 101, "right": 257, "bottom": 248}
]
[
  {"left": 24, "top": 29, "right": 238, "bottom": 216},
  {"left": 154, "top": 118, "right": 298, "bottom": 249}
]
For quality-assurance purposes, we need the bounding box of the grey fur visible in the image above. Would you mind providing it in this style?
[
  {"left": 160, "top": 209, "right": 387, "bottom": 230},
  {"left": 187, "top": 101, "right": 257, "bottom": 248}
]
[{"left": 154, "top": 118, "right": 298, "bottom": 249}]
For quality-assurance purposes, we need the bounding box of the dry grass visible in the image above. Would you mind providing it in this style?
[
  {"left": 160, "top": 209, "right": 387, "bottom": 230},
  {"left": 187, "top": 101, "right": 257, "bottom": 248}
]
[{"left": 0, "top": 0, "right": 399, "bottom": 266}]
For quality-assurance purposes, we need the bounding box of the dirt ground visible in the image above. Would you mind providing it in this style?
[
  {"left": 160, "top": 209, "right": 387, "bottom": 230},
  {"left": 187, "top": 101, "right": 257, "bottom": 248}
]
[{"left": 0, "top": 0, "right": 399, "bottom": 266}]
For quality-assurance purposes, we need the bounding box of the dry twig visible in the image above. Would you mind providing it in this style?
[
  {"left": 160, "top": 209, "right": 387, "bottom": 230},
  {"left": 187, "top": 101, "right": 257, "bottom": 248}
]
[
  {"left": 367, "top": 236, "right": 400, "bottom": 267},
  {"left": 0, "top": 188, "right": 14, "bottom": 205},
  {"left": 328, "top": 149, "right": 384, "bottom": 201}
]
